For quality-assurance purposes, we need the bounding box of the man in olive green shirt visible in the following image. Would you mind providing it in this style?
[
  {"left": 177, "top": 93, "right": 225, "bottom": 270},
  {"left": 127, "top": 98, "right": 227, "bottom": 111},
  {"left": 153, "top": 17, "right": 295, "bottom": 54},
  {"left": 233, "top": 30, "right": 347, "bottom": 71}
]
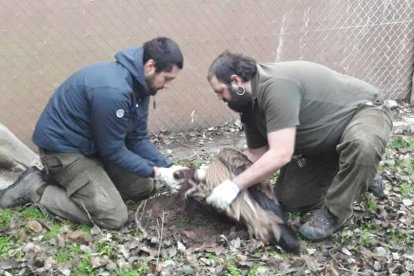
[{"left": 206, "top": 51, "right": 393, "bottom": 241}]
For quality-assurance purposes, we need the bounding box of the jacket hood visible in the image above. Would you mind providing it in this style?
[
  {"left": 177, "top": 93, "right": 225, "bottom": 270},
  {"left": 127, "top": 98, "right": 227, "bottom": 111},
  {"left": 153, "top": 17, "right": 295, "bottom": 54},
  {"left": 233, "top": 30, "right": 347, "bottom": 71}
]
[{"left": 115, "top": 47, "right": 149, "bottom": 91}]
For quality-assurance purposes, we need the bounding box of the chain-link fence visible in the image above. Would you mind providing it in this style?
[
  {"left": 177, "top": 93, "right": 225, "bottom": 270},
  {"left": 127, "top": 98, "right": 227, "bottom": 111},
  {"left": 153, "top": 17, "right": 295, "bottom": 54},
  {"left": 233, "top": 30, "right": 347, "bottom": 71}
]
[{"left": 0, "top": 0, "right": 413, "bottom": 146}]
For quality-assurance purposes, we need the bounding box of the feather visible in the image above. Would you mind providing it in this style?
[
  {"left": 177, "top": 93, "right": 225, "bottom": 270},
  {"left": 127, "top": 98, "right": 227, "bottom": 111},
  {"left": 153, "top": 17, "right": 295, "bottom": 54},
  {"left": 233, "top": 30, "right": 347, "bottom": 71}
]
[{"left": 184, "top": 148, "right": 300, "bottom": 254}]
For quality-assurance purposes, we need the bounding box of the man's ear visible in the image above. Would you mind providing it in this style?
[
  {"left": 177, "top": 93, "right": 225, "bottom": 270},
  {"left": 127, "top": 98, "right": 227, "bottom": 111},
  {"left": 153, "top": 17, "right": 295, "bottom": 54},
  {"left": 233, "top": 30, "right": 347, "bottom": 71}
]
[
  {"left": 230, "top": 74, "right": 242, "bottom": 85},
  {"left": 144, "top": 59, "right": 156, "bottom": 76}
]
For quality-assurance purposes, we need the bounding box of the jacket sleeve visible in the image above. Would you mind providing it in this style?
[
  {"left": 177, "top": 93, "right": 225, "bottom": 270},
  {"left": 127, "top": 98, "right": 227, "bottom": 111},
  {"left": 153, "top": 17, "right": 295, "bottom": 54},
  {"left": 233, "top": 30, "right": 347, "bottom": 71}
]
[
  {"left": 127, "top": 138, "right": 172, "bottom": 168},
  {"left": 125, "top": 96, "right": 172, "bottom": 168},
  {"left": 89, "top": 87, "right": 154, "bottom": 177}
]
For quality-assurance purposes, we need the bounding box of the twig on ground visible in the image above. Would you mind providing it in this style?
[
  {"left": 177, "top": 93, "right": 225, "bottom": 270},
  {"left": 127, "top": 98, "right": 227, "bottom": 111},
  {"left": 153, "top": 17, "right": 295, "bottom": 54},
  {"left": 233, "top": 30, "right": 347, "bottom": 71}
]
[
  {"left": 191, "top": 150, "right": 202, "bottom": 160},
  {"left": 156, "top": 211, "right": 165, "bottom": 266},
  {"left": 134, "top": 200, "right": 148, "bottom": 235},
  {"left": 81, "top": 201, "right": 100, "bottom": 232},
  {"left": 36, "top": 219, "right": 52, "bottom": 231},
  {"left": 177, "top": 140, "right": 193, "bottom": 148},
  {"left": 329, "top": 252, "right": 369, "bottom": 275}
]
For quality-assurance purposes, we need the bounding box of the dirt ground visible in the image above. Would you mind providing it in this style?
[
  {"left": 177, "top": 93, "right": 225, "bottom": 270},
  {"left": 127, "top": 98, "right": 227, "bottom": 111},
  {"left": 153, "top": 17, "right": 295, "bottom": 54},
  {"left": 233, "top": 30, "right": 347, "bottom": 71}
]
[{"left": 135, "top": 122, "right": 251, "bottom": 248}]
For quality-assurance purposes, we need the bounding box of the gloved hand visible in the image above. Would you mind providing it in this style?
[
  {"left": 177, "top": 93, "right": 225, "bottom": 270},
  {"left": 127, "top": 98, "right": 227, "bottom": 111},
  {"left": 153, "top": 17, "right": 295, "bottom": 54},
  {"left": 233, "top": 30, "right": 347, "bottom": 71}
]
[
  {"left": 206, "top": 179, "right": 240, "bottom": 211},
  {"left": 154, "top": 165, "right": 187, "bottom": 192}
]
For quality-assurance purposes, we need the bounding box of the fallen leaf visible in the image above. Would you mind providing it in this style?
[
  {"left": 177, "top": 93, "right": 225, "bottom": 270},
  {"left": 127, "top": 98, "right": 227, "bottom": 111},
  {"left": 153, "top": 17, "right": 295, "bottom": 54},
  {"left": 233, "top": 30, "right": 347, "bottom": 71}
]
[
  {"left": 341, "top": 247, "right": 352, "bottom": 256},
  {"left": 90, "top": 256, "right": 107, "bottom": 268},
  {"left": 67, "top": 230, "right": 92, "bottom": 245},
  {"left": 56, "top": 235, "right": 65, "bottom": 247},
  {"left": 27, "top": 220, "right": 43, "bottom": 233},
  {"left": 324, "top": 262, "right": 339, "bottom": 276},
  {"left": 402, "top": 199, "right": 412, "bottom": 206},
  {"left": 177, "top": 241, "right": 186, "bottom": 253}
]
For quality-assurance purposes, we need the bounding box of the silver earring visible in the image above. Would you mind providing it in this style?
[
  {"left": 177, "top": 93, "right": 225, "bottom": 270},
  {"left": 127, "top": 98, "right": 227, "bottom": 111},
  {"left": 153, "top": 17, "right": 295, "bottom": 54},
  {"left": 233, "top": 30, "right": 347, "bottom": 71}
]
[{"left": 236, "top": 86, "right": 246, "bottom": 96}]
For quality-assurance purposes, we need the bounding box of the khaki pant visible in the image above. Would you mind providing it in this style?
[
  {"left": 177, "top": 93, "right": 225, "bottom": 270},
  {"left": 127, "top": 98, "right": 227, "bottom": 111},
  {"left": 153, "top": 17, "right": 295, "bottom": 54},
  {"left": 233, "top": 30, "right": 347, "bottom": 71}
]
[
  {"left": 38, "top": 151, "right": 154, "bottom": 229},
  {"left": 275, "top": 103, "right": 393, "bottom": 221}
]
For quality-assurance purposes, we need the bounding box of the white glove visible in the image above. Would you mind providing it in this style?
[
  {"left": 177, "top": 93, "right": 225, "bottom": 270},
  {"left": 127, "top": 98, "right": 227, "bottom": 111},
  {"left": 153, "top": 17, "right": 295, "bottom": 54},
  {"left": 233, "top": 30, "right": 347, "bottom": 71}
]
[
  {"left": 154, "top": 165, "right": 187, "bottom": 191},
  {"left": 194, "top": 168, "right": 207, "bottom": 182},
  {"left": 206, "top": 179, "right": 240, "bottom": 211}
]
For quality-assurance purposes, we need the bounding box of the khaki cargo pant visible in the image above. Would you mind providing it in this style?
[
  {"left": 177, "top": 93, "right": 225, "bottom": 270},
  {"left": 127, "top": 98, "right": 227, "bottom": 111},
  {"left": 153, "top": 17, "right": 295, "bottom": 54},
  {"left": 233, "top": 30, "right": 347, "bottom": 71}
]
[
  {"left": 37, "top": 151, "right": 154, "bottom": 229},
  {"left": 275, "top": 103, "right": 393, "bottom": 221}
]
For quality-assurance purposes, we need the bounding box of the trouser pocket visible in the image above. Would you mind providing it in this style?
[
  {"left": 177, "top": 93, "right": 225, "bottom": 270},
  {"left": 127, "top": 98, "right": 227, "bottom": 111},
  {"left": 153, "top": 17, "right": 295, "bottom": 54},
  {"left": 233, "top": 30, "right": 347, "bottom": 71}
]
[
  {"left": 66, "top": 170, "right": 90, "bottom": 197},
  {"left": 40, "top": 151, "right": 83, "bottom": 175}
]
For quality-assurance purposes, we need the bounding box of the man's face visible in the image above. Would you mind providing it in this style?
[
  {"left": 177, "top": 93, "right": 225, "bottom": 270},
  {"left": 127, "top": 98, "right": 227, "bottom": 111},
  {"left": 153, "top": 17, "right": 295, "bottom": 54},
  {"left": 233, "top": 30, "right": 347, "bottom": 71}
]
[
  {"left": 209, "top": 76, "right": 253, "bottom": 113},
  {"left": 145, "top": 63, "right": 180, "bottom": 95},
  {"left": 209, "top": 76, "right": 232, "bottom": 102}
]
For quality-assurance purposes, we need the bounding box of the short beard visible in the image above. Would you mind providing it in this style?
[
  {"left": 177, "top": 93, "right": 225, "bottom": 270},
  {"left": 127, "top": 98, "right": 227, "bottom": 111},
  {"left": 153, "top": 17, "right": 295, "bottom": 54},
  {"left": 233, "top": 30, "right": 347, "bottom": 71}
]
[
  {"left": 227, "top": 85, "right": 253, "bottom": 113},
  {"left": 145, "top": 74, "right": 158, "bottom": 96}
]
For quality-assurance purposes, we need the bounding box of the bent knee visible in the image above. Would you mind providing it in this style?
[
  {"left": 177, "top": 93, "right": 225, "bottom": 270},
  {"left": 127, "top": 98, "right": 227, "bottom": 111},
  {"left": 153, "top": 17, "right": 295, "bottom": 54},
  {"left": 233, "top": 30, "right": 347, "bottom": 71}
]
[
  {"left": 338, "top": 138, "right": 384, "bottom": 165},
  {"left": 124, "top": 179, "right": 155, "bottom": 201}
]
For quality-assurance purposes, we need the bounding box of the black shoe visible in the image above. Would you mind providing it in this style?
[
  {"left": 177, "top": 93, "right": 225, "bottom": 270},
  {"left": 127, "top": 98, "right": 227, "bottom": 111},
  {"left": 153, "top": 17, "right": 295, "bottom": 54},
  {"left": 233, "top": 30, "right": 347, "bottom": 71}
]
[
  {"left": 368, "top": 175, "right": 385, "bottom": 198},
  {"left": 299, "top": 206, "right": 346, "bottom": 241},
  {"left": 0, "top": 167, "right": 46, "bottom": 208}
]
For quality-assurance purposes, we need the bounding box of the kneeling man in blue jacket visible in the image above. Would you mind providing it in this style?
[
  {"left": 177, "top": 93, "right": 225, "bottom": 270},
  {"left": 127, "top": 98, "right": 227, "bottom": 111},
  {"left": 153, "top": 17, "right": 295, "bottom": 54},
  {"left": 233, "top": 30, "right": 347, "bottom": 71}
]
[{"left": 0, "top": 37, "right": 185, "bottom": 229}]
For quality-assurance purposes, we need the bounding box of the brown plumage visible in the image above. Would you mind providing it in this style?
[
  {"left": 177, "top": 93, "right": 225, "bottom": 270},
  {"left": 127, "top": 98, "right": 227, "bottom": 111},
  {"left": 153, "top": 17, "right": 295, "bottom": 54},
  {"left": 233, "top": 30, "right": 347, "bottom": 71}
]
[{"left": 181, "top": 148, "right": 300, "bottom": 254}]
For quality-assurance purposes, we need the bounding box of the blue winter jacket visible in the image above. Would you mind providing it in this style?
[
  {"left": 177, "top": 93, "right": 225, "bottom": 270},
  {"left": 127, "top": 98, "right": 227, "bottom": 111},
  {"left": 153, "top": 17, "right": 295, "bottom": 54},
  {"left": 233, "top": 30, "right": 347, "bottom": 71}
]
[{"left": 32, "top": 47, "right": 171, "bottom": 177}]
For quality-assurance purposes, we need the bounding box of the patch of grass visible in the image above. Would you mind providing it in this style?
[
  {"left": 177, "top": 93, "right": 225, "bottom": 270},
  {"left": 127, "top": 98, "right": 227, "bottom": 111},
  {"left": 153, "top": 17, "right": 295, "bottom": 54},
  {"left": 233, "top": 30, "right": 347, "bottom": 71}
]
[
  {"left": 0, "top": 209, "right": 14, "bottom": 229},
  {"left": 363, "top": 194, "right": 378, "bottom": 212},
  {"left": 56, "top": 247, "right": 97, "bottom": 275},
  {"left": 267, "top": 249, "right": 291, "bottom": 260},
  {"left": 360, "top": 221, "right": 381, "bottom": 232},
  {"left": 388, "top": 136, "right": 414, "bottom": 150},
  {"left": 0, "top": 236, "right": 11, "bottom": 258},
  {"left": 54, "top": 247, "right": 72, "bottom": 264},
  {"left": 75, "top": 255, "right": 96, "bottom": 275},
  {"left": 44, "top": 223, "right": 61, "bottom": 240},
  {"left": 175, "top": 158, "right": 195, "bottom": 167},
  {"left": 386, "top": 227, "right": 413, "bottom": 245},
  {"left": 225, "top": 261, "right": 242, "bottom": 276},
  {"left": 360, "top": 229, "right": 372, "bottom": 246},
  {"left": 96, "top": 241, "right": 115, "bottom": 257},
  {"left": 270, "top": 171, "right": 280, "bottom": 182},
  {"left": 248, "top": 264, "right": 264, "bottom": 276},
  {"left": 206, "top": 252, "right": 219, "bottom": 260},
  {"left": 123, "top": 259, "right": 150, "bottom": 276},
  {"left": 280, "top": 252, "right": 293, "bottom": 261},
  {"left": 68, "top": 242, "right": 82, "bottom": 254},
  {"left": 119, "top": 270, "right": 141, "bottom": 276},
  {"left": 286, "top": 211, "right": 302, "bottom": 219},
  {"left": 399, "top": 182, "right": 414, "bottom": 198},
  {"left": 22, "top": 207, "right": 47, "bottom": 219},
  {"left": 77, "top": 224, "right": 91, "bottom": 233},
  {"left": 54, "top": 242, "right": 85, "bottom": 264},
  {"left": 338, "top": 230, "right": 352, "bottom": 243}
]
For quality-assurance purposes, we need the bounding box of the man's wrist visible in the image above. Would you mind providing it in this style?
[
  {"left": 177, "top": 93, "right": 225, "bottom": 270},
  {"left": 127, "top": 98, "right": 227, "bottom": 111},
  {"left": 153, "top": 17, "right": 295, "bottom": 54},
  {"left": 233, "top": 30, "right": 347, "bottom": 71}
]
[
  {"left": 223, "top": 179, "right": 240, "bottom": 194},
  {"left": 152, "top": 166, "right": 159, "bottom": 178}
]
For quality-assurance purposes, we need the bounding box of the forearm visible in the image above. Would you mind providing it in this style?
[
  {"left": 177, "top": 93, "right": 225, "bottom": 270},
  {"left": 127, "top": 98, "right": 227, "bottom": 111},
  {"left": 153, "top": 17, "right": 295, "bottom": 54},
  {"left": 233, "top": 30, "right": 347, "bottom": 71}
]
[
  {"left": 101, "top": 147, "right": 154, "bottom": 177},
  {"left": 233, "top": 150, "right": 291, "bottom": 190},
  {"left": 242, "top": 145, "right": 269, "bottom": 162},
  {"left": 127, "top": 138, "right": 172, "bottom": 167}
]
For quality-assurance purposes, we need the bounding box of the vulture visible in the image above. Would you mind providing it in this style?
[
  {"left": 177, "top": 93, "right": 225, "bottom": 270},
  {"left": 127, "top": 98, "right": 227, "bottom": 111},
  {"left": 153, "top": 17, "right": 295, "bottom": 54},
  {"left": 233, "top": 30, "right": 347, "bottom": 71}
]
[{"left": 177, "top": 148, "right": 300, "bottom": 254}]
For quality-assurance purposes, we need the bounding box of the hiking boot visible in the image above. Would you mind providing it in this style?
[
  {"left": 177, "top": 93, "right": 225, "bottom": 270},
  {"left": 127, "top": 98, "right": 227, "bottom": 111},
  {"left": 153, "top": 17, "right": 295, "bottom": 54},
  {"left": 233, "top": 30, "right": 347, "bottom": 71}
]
[
  {"left": 0, "top": 167, "right": 47, "bottom": 208},
  {"left": 368, "top": 175, "right": 385, "bottom": 198},
  {"left": 299, "top": 205, "right": 346, "bottom": 241}
]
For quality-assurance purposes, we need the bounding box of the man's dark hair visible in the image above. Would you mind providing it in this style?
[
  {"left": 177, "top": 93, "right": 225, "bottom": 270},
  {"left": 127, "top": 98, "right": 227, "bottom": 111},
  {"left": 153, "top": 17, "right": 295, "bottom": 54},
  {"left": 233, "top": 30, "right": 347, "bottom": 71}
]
[
  {"left": 143, "top": 37, "right": 184, "bottom": 73},
  {"left": 207, "top": 51, "right": 257, "bottom": 85}
]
